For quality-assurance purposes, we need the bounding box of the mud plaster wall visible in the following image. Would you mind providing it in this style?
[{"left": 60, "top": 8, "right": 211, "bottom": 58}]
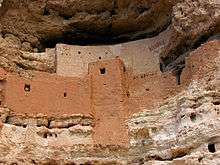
[
  {"left": 89, "top": 59, "right": 129, "bottom": 145},
  {"left": 127, "top": 41, "right": 220, "bottom": 114},
  {"left": 4, "top": 73, "right": 91, "bottom": 115},
  {"left": 56, "top": 38, "right": 160, "bottom": 77}
]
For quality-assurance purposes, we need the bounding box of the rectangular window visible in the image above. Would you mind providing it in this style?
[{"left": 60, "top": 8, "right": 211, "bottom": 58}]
[
  {"left": 100, "top": 68, "right": 106, "bottom": 74},
  {"left": 24, "top": 84, "right": 31, "bottom": 92}
]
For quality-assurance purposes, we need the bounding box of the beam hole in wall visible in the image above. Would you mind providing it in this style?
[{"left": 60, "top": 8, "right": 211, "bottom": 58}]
[
  {"left": 100, "top": 68, "right": 106, "bottom": 75},
  {"left": 78, "top": 51, "right": 81, "bottom": 54},
  {"left": 208, "top": 143, "right": 216, "bottom": 153},
  {"left": 127, "top": 91, "right": 130, "bottom": 97},
  {"left": 123, "top": 66, "right": 126, "bottom": 72},
  {"left": 24, "top": 84, "right": 31, "bottom": 92},
  {"left": 99, "top": 57, "right": 102, "bottom": 60},
  {"left": 64, "top": 92, "right": 67, "bottom": 97}
]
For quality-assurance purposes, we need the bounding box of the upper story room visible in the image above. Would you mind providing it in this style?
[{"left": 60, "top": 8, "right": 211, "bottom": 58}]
[{"left": 22, "top": 29, "right": 169, "bottom": 78}]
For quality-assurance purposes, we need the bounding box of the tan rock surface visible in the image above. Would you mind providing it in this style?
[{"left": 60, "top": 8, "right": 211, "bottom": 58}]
[
  {"left": 160, "top": 0, "right": 220, "bottom": 67},
  {"left": 0, "top": 0, "right": 174, "bottom": 51},
  {"left": 0, "top": 34, "right": 55, "bottom": 76}
]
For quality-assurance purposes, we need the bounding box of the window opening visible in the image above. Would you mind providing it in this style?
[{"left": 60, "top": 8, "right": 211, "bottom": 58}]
[
  {"left": 100, "top": 68, "right": 106, "bottom": 74},
  {"left": 24, "top": 84, "right": 31, "bottom": 92}
]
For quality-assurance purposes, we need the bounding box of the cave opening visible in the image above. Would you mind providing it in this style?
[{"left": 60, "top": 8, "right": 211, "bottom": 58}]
[
  {"left": 35, "top": 18, "right": 172, "bottom": 53},
  {"left": 43, "top": 7, "right": 50, "bottom": 16},
  {"left": 190, "top": 113, "right": 196, "bottom": 122},
  {"left": 212, "top": 100, "right": 220, "bottom": 105},
  {"left": 43, "top": 133, "right": 47, "bottom": 138},
  {"left": 37, "top": 33, "right": 139, "bottom": 52},
  {"left": 208, "top": 143, "right": 216, "bottom": 153},
  {"left": 159, "top": 30, "right": 218, "bottom": 74}
]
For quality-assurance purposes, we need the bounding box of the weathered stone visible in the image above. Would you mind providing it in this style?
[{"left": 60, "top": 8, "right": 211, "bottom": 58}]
[
  {"left": 0, "top": 0, "right": 175, "bottom": 50},
  {"left": 21, "top": 42, "right": 33, "bottom": 52}
]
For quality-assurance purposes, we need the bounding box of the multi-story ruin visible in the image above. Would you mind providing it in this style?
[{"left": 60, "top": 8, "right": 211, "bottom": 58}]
[{"left": 0, "top": 38, "right": 219, "bottom": 147}]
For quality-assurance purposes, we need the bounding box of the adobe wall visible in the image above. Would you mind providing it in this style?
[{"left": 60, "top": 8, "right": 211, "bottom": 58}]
[
  {"left": 127, "top": 41, "right": 220, "bottom": 114},
  {"left": 89, "top": 58, "right": 129, "bottom": 146},
  {"left": 4, "top": 72, "right": 91, "bottom": 116},
  {"left": 56, "top": 38, "right": 160, "bottom": 77}
]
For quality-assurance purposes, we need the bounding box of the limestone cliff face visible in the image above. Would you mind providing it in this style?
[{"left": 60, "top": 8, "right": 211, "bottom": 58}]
[
  {"left": 160, "top": 0, "right": 220, "bottom": 67},
  {"left": 0, "top": 0, "right": 219, "bottom": 70},
  {"left": 129, "top": 53, "right": 220, "bottom": 164},
  {"left": 0, "top": 0, "right": 174, "bottom": 50},
  {"left": 0, "top": 34, "right": 55, "bottom": 77}
]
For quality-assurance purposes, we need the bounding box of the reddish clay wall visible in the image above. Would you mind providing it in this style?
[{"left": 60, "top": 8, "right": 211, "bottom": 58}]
[
  {"left": 89, "top": 58, "right": 129, "bottom": 146},
  {"left": 127, "top": 41, "right": 220, "bottom": 113},
  {"left": 4, "top": 72, "right": 91, "bottom": 116},
  {"left": 181, "top": 41, "right": 220, "bottom": 82}
]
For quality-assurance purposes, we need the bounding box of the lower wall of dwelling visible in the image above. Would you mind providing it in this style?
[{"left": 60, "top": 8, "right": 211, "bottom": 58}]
[
  {"left": 1, "top": 58, "right": 131, "bottom": 146},
  {"left": 4, "top": 72, "right": 91, "bottom": 116},
  {"left": 89, "top": 59, "right": 129, "bottom": 146}
]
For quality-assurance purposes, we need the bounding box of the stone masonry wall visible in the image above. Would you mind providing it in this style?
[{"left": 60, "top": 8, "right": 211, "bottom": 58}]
[{"left": 56, "top": 38, "right": 160, "bottom": 77}]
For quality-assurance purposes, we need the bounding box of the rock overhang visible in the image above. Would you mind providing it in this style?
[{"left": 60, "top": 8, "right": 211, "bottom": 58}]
[{"left": 0, "top": 0, "right": 174, "bottom": 51}]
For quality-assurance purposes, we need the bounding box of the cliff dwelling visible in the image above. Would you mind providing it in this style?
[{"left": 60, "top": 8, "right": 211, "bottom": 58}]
[{"left": 0, "top": 0, "right": 220, "bottom": 164}]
